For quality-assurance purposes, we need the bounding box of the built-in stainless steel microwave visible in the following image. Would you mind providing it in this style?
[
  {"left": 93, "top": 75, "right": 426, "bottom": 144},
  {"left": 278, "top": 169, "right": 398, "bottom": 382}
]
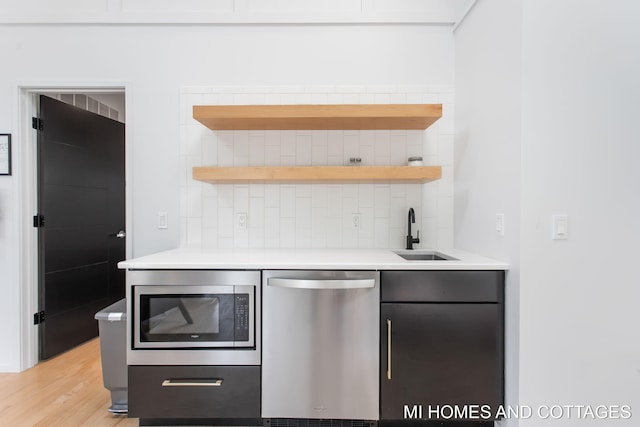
[
  {"left": 133, "top": 285, "right": 254, "bottom": 349},
  {"left": 127, "top": 270, "right": 260, "bottom": 366}
]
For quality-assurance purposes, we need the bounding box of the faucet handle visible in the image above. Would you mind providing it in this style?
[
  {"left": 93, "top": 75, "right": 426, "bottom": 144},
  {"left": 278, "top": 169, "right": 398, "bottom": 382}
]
[{"left": 415, "top": 229, "right": 420, "bottom": 243}]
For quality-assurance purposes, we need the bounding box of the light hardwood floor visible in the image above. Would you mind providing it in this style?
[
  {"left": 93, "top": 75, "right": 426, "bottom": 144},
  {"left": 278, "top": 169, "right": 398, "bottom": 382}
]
[{"left": 0, "top": 338, "right": 138, "bottom": 427}]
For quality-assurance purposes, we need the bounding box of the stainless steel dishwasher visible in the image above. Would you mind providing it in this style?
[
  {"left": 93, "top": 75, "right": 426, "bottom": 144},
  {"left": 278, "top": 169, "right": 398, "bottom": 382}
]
[{"left": 262, "top": 270, "right": 380, "bottom": 423}]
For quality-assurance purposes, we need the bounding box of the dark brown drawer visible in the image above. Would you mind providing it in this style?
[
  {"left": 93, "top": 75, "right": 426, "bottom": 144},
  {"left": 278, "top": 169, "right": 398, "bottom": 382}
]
[
  {"left": 381, "top": 270, "right": 504, "bottom": 303},
  {"left": 128, "top": 365, "right": 260, "bottom": 419}
]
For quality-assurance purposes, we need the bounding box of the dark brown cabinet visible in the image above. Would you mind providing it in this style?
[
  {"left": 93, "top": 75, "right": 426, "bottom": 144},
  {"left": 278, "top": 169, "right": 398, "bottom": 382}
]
[
  {"left": 128, "top": 365, "right": 260, "bottom": 424},
  {"left": 380, "top": 271, "right": 504, "bottom": 423}
]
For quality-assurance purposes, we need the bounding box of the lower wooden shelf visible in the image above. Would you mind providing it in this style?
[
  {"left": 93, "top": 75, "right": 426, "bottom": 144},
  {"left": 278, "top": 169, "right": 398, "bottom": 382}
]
[{"left": 192, "top": 166, "right": 442, "bottom": 183}]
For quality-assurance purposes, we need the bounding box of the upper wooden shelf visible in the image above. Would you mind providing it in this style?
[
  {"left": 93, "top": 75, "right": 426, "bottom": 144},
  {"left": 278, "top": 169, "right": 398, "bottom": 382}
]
[
  {"left": 193, "top": 104, "right": 442, "bottom": 130},
  {"left": 193, "top": 166, "right": 442, "bottom": 184}
]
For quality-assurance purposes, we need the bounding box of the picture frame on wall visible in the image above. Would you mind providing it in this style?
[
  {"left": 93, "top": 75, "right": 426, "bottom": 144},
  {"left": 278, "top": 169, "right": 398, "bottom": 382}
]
[{"left": 0, "top": 134, "right": 11, "bottom": 175}]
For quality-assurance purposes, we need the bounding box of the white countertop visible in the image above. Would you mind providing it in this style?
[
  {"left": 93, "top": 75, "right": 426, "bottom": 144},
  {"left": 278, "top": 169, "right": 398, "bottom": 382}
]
[{"left": 118, "top": 248, "right": 508, "bottom": 271}]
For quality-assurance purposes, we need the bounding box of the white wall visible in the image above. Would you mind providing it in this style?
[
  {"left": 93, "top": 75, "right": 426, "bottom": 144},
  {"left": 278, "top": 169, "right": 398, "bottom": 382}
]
[
  {"left": 0, "top": 23, "right": 453, "bottom": 370},
  {"left": 519, "top": 1, "right": 640, "bottom": 425},
  {"left": 454, "top": 0, "right": 521, "bottom": 425},
  {"left": 456, "top": 0, "right": 640, "bottom": 425},
  {"left": 180, "top": 85, "right": 454, "bottom": 250},
  {"left": 0, "top": 0, "right": 475, "bottom": 24}
]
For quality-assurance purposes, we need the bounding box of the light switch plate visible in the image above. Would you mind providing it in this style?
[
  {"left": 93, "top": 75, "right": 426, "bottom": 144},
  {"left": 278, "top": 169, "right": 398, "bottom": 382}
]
[
  {"left": 157, "top": 211, "right": 168, "bottom": 229},
  {"left": 496, "top": 213, "right": 505, "bottom": 236},
  {"left": 552, "top": 214, "right": 569, "bottom": 240}
]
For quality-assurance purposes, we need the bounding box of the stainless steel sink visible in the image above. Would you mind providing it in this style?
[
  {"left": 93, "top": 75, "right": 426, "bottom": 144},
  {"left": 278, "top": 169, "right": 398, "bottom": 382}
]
[{"left": 394, "top": 251, "right": 458, "bottom": 261}]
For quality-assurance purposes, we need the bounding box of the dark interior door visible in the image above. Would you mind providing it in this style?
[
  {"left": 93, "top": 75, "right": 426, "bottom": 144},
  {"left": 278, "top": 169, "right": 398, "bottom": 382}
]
[{"left": 37, "top": 95, "right": 125, "bottom": 360}]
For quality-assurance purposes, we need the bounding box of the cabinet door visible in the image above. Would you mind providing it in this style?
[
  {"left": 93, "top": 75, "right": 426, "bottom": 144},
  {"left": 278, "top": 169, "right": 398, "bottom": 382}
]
[{"left": 381, "top": 303, "right": 502, "bottom": 421}]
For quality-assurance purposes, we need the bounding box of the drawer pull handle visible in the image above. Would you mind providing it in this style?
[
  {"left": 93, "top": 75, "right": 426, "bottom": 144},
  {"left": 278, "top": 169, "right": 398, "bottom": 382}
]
[
  {"left": 162, "top": 379, "right": 223, "bottom": 387},
  {"left": 387, "top": 318, "right": 392, "bottom": 380}
]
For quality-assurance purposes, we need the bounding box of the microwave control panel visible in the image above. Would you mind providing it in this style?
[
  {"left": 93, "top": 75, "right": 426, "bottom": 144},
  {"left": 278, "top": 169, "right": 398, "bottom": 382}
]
[{"left": 234, "top": 294, "right": 250, "bottom": 341}]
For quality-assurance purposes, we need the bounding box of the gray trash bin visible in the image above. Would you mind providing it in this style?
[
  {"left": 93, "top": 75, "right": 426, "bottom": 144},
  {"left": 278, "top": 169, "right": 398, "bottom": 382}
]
[{"left": 95, "top": 299, "right": 128, "bottom": 414}]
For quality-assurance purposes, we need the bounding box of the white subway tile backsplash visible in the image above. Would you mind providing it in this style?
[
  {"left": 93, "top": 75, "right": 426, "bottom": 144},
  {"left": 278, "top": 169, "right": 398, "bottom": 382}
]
[
  {"left": 311, "top": 185, "right": 328, "bottom": 208},
  {"left": 327, "top": 185, "right": 343, "bottom": 218},
  {"left": 265, "top": 208, "right": 281, "bottom": 238},
  {"left": 390, "top": 135, "right": 407, "bottom": 165},
  {"left": 326, "top": 218, "right": 343, "bottom": 247},
  {"left": 217, "top": 208, "right": 234, "bottom": 238},
  {"left": 233, "top": 186, "right": 249, "bottom": 213},
  {"left": 280, "top": 155, "right": 296, "bottom": 166},
  {"left": 374, "top": 218, "right": 390, "bottom": 248},
  {"left": 217, "top": 185, "right": 234, "bottom": 208},
  {"left": 265, "top": 132, "right": 281, "bottom": 146},
  {"left": 374, "top": 186, "right": 390, "bottom": 218},
  {"left": 359, "top": 207, "right": 375, "bottom": 238},
  {"left": 311, "top": 146, "right": 328, "bottom": 166},
  {"left": 327, "top": 93, "right": 344, "bottom": 104},
  {"left": 234, "top": 228, "right": 249, "bottom": 248},
  {"left": 343, "top": 93, "right": 359, "bottom": 104},
  {"left": 422, "top": 185, "right": 438, "bottom": 218},
  {"left": 180, "top": 85, "right": 454, "bottom": 250},
  {"left": 265, "top": 237, "right": 280, "bottom": 248},
  {"left": 249, "top": 139, "right": 266, "bottom": 166},
  {"left": 279, "top": 218, "right": 296, "bottom": 248},
  {"left": 280, "top": 132, "right": 296, "bottom": 156},
  {"left": 248, "top": 230, "right": 265, "bottom": 248},
  {"left": 421, "top": 221, "right": 438, "bottom": 249},
  {"left": 359, "top": 93, "right": 375, "bottom": 104},
  {"left": 390, "top": 199, "right": 407, "bottom": 229},
  {"left": 311, "top": 207, "right": 328, "bottom": 238},
  {"left": 279, "top": 186, "right": 296, "bottom": 218},
  {"left": 295, "top": 228, "right": 312, "bottom": 248},
  {"left": 187, "top": 186, "right": 202, "bottom": 218},
  {"left": 327, "top": 131, "right": 343, "bottom": 156},
  {"left": 295, "top": 197, "right": 312, "bottom": 229},
  {"left": 360, "top": 145, "right": 376, "bottom": 165},
  {"left": 249, "top": 184, "right": 265, "bottom": 198},
  {"left": 186, "top": 218, "right": 203, "bottom": 248},
  {"left": 202, "top": 131, "right": 218, "bottom": 165},
  {"left": 202, "top": 197, "right": 218, "bottom": 228},
  {"left": 264, "top": 185, "right": 280, "bottom": 208},
  {"left": 296, "top": 135, "right": 312, "bottom": 166},
  {"left": 202, "top": 228, "right": 218, "bottom": 249},
  {"left": 311, "top": 93, "right": 328, "bottom": 104},
  {"left": 264, "top": 145, "right": 281, "bottom": 166},
  {"left": 343, "top": 134, "right": 359, "bottom": 160},
  {"left": 249, "top": 198, "right": 265, "bottom": 228},
  {"left": 358, "top": 185, "right": 374, "bottom": 208}
]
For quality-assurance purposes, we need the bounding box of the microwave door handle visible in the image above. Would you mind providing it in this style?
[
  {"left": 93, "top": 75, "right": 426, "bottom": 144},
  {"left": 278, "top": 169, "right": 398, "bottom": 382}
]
[{"left": 268, "top": 278, "right": 375, "bottom": 290}]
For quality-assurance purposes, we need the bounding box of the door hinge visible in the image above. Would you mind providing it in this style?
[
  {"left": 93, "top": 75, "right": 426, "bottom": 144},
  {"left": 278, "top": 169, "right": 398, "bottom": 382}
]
[
  {"left": 32, "top": 117, "right": 43, "bottom": 131},
  {"left": 33, "top": 214, "right": 45, "bottom": 228},
  {"left": 33, "top": 311, "right": 45, "bottom": 325}
]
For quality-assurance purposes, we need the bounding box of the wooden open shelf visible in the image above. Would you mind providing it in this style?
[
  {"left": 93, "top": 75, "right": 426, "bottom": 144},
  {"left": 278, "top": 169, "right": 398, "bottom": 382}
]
[
  {"left": 193, "top": 104, "right": 442, "bottom": 130},
  {"left": 193, "top": 166, "right": 442, "bottom": 184}
]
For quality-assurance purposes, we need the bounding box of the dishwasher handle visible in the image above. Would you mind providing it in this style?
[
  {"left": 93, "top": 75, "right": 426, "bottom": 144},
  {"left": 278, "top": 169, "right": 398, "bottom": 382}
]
[{"left": 268, "top": 277, "right": 375, "bottom": 290}]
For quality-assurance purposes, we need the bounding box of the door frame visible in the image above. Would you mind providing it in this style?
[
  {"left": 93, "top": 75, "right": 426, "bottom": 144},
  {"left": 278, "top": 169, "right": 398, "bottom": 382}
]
[{"left": 17, "top": 84, "right": 132, "bottom": 370}]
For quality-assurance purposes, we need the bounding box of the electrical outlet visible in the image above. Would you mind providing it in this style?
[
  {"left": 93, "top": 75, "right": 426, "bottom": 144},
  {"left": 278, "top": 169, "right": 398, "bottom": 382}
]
[
  {"left": 237, "top": 212, "right": 248, "bottom": 230},
  {"left": 352, "top": 213, "right": 361, "bottom": 229}
]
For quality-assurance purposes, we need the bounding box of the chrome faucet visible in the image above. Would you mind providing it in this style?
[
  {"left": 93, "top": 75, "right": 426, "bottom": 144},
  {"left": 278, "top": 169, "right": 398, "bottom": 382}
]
[{"left": 406, "top": 207, "right": 420, "bottom": 250}]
